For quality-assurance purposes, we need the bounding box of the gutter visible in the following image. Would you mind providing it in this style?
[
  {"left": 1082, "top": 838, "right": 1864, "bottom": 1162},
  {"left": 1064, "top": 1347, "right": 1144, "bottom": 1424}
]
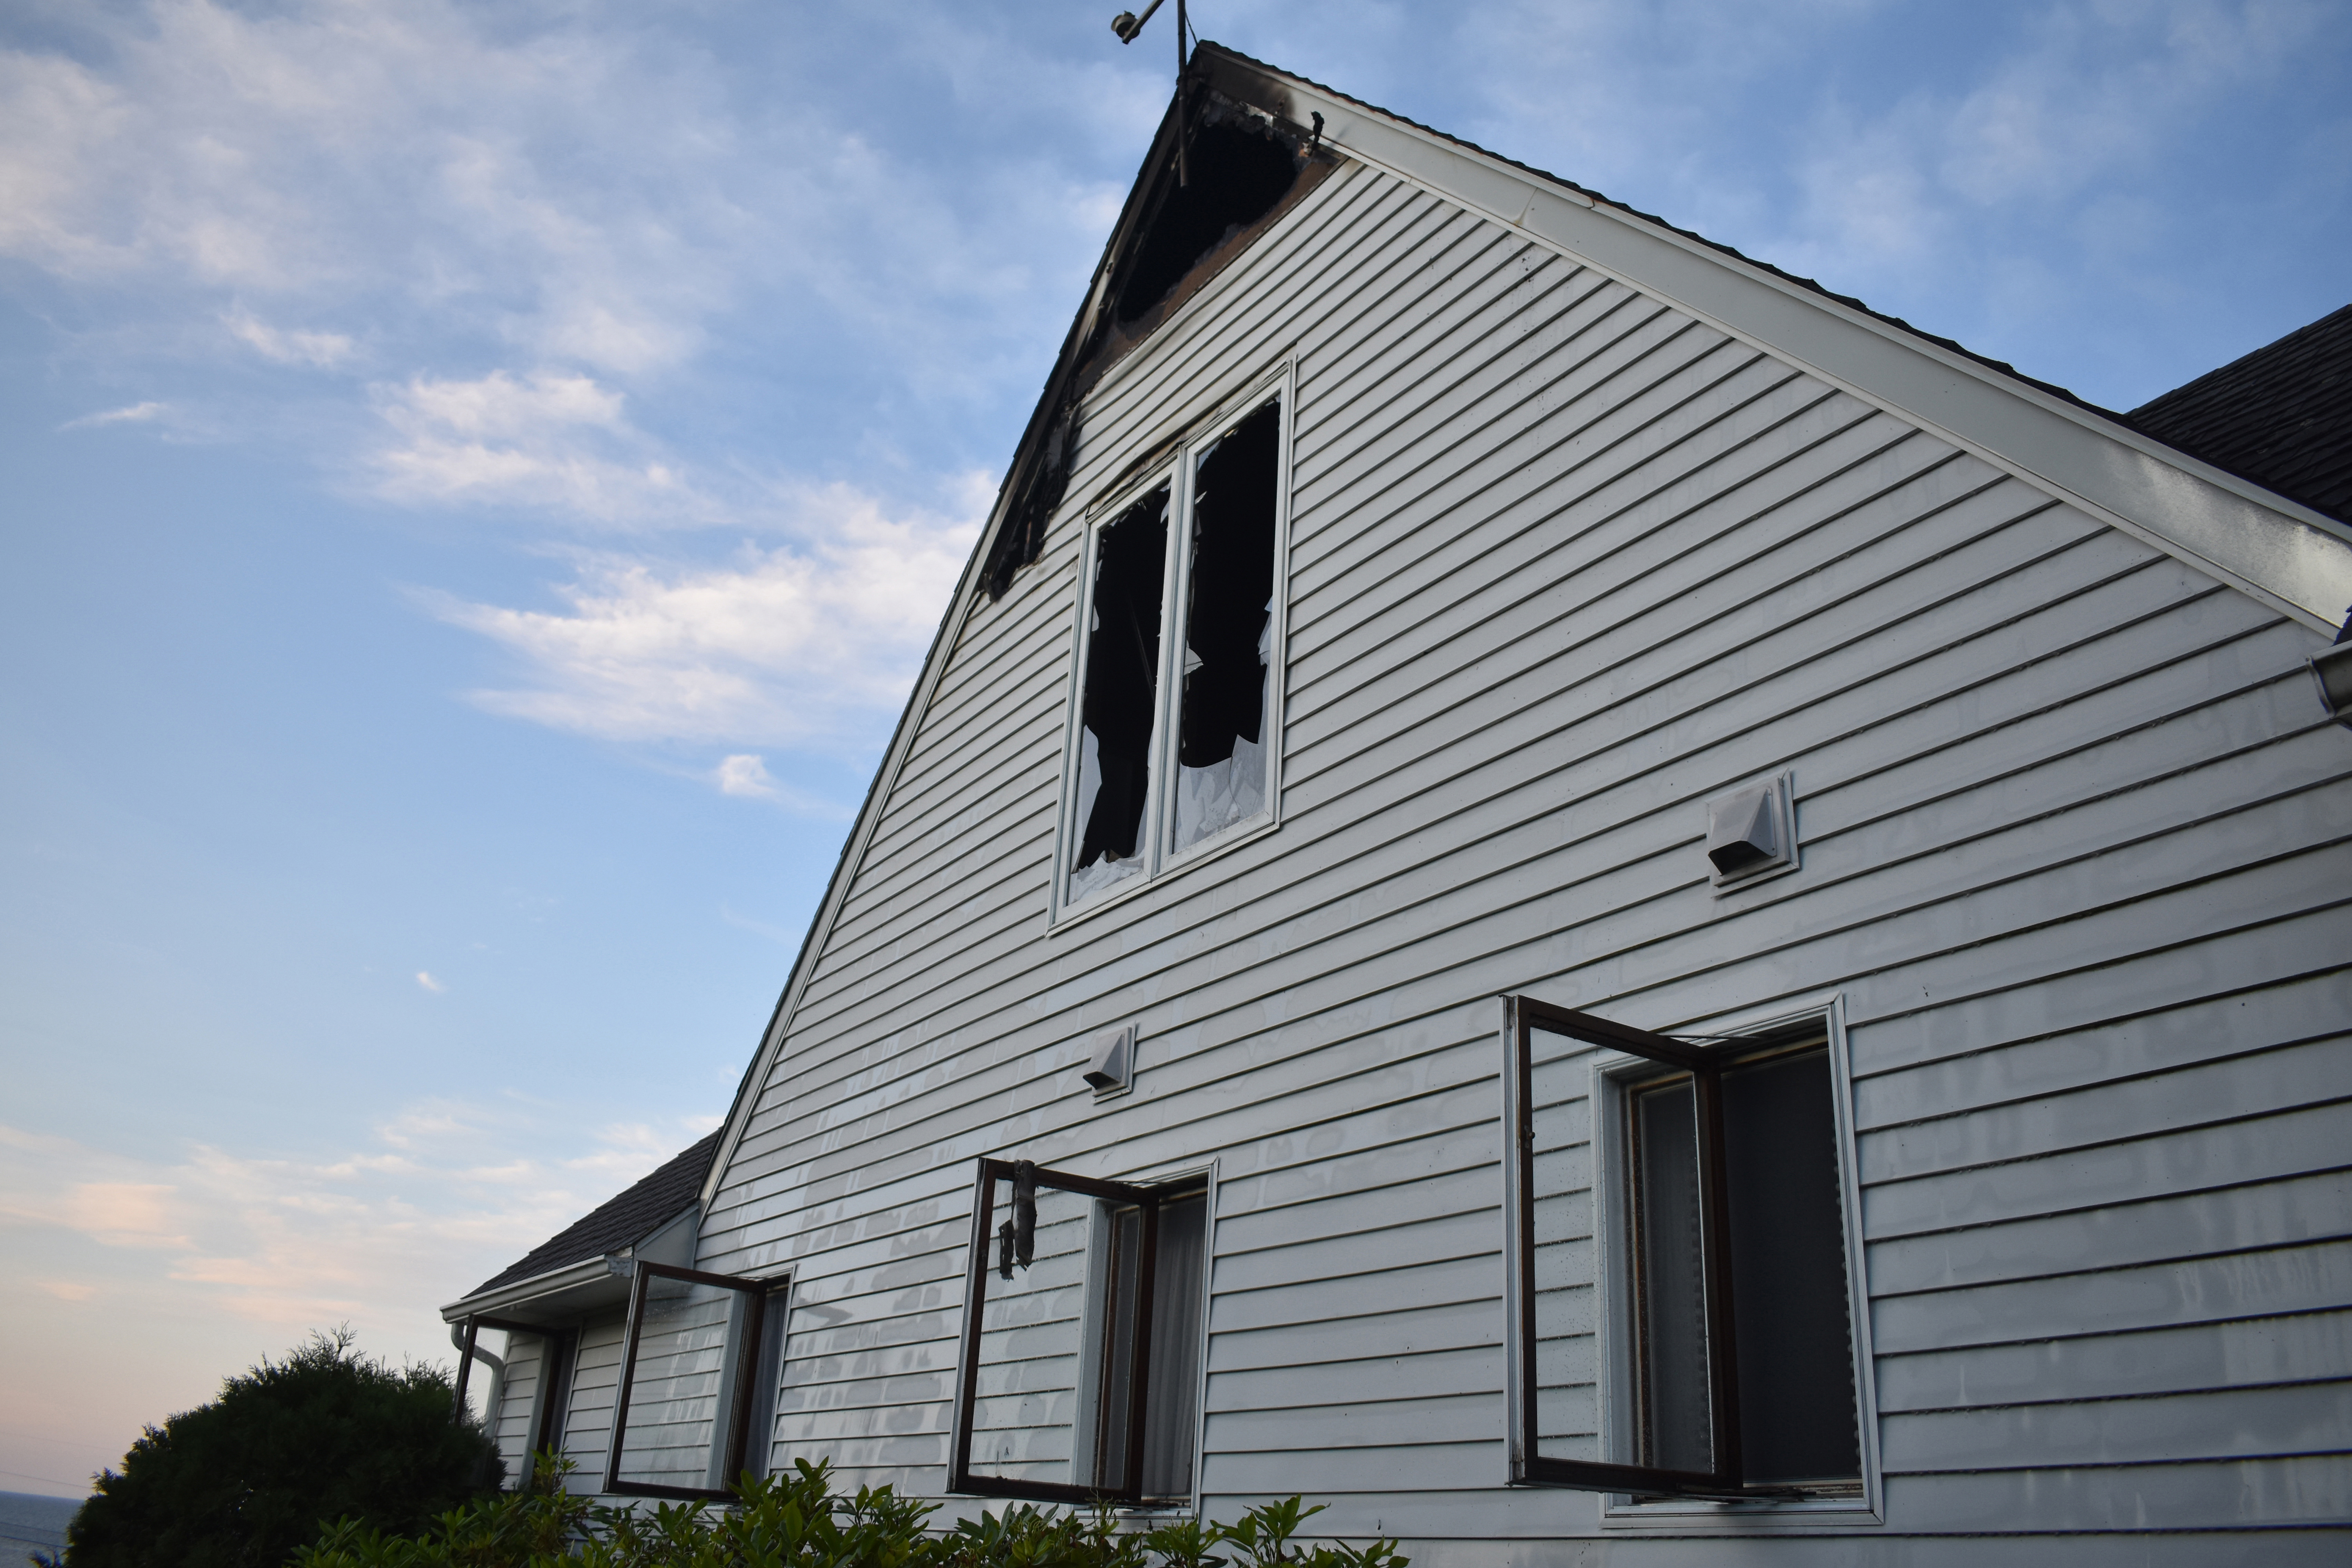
[{"left": 439, "top": 1252, "right": 635, "bottom": 1324}]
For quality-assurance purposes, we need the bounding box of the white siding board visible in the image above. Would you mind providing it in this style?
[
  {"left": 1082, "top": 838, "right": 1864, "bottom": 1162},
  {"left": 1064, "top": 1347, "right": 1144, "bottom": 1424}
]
[
  {"left": 1879, "top": 1310, "right": 2352, "bottom": 1412},
  {"left": 1863, "top": 1097, "right": 2352, "bottom": 1245},
  {"left": 1867, "top": 1166, "right": 2352, "bottom": 1294},
  {"left": 1872, "top": 1238, "right": 2352, "bottom": 1353}
]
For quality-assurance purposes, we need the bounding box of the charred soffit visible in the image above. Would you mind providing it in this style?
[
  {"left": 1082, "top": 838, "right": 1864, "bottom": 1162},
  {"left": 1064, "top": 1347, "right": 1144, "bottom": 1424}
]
[{"left": 982, "top": 91, "right": 1334, "bottom": 600}]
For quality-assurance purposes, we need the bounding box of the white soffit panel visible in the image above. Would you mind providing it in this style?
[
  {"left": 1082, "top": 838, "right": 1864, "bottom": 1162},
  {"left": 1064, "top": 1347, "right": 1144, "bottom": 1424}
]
[{"left": 1227, "top": 60, "right": 2352, "bottom": 635}]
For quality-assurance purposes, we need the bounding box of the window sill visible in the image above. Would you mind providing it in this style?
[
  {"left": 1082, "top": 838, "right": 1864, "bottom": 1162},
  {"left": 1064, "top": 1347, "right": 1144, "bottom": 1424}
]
[
  {"left": 1599, "top": 1489, "right": 1881, "bottom": 1532},
  {"left": 1048, "top": 815, "right": 1279, "bottom": 934}
]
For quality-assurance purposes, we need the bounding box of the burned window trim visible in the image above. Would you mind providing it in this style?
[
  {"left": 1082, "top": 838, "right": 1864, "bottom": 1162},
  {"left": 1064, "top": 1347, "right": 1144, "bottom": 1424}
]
[
  {"left": 1050, "top": 364, "right": 1295, "bottom": 927},
  {"left": 1500, "top": 994, "right": 1883, "bottom": 1520},
  {"left": 979, "top": 78, "right": 1335, "bottom": 604}
]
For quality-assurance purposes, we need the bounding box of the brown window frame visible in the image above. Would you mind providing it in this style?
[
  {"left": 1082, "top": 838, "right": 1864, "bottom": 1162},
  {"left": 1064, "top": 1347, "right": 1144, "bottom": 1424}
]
[
  {"left": 1504, "top": 994, "right": 1851, "bottom": 1502},
  {"left": 602, "top": 1261, "right": 771, "bottom": 1502},
  {"left": 948, "top": 1158, "right": 1172, "bottom": 1505}
]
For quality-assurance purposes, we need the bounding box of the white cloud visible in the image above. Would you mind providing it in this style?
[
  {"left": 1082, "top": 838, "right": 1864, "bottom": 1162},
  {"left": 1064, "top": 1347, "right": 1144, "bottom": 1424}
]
[
  {"left": 225, "top": 309, "right": 354, "bottom": 367},
  {"left": 715, "top": 754, "right": 780, "bottom": 798},
  {"left": 427, "top": 474, "right": 986, "bottom": 747},
  {"left": 0, "top": 1108, "right": 709, "bottom": 1337},
  {"left": 61, "top": 401, "right": 165, "bottom": 429},
  {"left": 414, "top": 970, "right": 445, "bottom": 993},
  {"left": 367, "top": 367, "right": 711, "bottom": 525}
]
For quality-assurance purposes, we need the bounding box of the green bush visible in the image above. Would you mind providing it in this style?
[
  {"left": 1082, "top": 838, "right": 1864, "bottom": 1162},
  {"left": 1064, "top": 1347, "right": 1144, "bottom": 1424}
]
[
  {"left": 67, "top": 1328, "right": 503, "bottom": 1568},
  {"left": 294, "top": 1453, "right": 1408, "bottom": 1568}
]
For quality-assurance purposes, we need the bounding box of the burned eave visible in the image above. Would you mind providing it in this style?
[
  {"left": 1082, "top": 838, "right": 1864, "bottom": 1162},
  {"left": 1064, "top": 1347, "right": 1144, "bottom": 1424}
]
[{"left": 980, "top": 57, "right": 1338, "bottom": 601}]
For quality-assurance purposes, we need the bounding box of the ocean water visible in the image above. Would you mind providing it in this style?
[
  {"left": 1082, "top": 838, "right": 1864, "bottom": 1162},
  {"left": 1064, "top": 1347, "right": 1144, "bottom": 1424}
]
[{"left": 0, "top": 1491, "right": 80, "bottom": 1567}]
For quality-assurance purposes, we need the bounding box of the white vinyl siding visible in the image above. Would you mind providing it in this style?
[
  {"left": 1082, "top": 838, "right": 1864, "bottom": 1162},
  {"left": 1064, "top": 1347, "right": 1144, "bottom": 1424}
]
[
  {"left": 491, "top": 1334, "right": 542, "bottom": 1485},
  {"left": 690, "top": 150, "right": 2352, "bottom": 1558}
]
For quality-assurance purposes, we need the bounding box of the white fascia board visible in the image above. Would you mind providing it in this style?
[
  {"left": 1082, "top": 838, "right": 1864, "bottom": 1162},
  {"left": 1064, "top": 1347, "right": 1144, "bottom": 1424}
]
[
  {"left": 1235, "top": 63, "right": 2352, "bottom": 635},
  {"left": 440, "top": 1254, "right": 626, "bottom": 1323}
]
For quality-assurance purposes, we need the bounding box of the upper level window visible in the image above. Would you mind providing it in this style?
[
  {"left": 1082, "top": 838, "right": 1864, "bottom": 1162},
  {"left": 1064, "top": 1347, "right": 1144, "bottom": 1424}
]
[
  {"left": 1501, "top": 997, "right": 1878, "bottom": 1512},
  {"left": 1060, "top": 376, "right": 1291, "bottom": 915}
]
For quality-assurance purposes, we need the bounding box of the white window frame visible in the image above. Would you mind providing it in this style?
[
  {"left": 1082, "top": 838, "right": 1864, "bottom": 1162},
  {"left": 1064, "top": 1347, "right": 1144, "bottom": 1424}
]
[
  {"left": 1049, "top": 362, "right": 1297, "bottom": 926},
  {"left": 1590, "top": 994, "right": 1883, "bottom": 1530}
]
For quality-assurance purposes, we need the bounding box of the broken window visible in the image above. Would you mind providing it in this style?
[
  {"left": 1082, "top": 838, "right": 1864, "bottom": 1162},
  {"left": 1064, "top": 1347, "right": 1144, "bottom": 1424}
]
[
  {"left": 1502, "top": 997, "right": 1869, "bottom": 1504},
  {"left": 1069, "top": 485, "right": 1170, "bottom": 905},
  {"left": 1172, "top": 402, "right": 1279, "bottom": 853},
  {"left": 1060, "top": 385, "right": 1288, "bottom": 913},
  {"left": 603, "top": 1263, "right": 777, "bottom": 1500},
  {"left": 949, "top": 1160, "right": 1209, "bottom": 1505}
]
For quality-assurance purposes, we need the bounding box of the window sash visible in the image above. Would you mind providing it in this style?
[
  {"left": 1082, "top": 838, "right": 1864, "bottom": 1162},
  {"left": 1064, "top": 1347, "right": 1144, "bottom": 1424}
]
[
  {"left": 602, "top": 1262, "right": 771, "bottom": 1501},
  {"left": 949, "top": 1158, "right": 1166, "bottom": 1504},
  {"left": 1503, "top": 995, "right": 1804, "bottom": 1501}
]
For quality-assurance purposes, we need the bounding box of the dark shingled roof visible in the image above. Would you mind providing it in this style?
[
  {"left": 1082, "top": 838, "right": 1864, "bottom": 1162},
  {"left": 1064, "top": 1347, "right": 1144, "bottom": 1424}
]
[
  {"left": 2126, "top": 303, "right": 2352, "bottom": 527},
  {"left": 467, "top": 1131, "right": 720, "bottom": 1298}
]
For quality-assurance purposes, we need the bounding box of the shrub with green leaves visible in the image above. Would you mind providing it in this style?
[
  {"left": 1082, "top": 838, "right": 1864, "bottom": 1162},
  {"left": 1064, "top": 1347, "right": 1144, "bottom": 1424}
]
[
  {"left": 294, "top": 1453, "right": 1407, "bottom": 1568},
  {"left": 66, "top": 1328, "right": 502, "bottom": 1568}
]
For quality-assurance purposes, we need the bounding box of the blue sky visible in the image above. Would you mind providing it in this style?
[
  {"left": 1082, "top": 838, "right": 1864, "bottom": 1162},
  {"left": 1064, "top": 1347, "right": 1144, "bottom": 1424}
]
[{"left": 1, "top": 0, "right": 2345, "bottom": 1500}]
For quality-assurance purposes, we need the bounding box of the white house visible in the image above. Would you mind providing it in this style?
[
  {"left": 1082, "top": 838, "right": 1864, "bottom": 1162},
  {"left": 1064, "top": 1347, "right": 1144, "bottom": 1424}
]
[{"left": 445, "top": 44, "right": 2352, "bottom": 1562}]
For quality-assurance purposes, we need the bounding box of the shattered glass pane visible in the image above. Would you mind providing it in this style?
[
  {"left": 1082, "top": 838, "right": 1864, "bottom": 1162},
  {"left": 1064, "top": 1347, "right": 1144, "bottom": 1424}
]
[
  {"left": 1172, "top": 401, "right": 1279, "bottom": 855},
  {"left": 1068, "top": 484, "right": 1169, "bottom": 906}
]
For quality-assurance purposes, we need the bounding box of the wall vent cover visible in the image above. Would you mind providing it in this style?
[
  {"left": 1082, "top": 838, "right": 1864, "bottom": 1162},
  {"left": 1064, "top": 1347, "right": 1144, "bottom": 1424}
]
[
  {"left": 1083, "top": 1025, "right": 1136, "bottom": 1100},
  {"left": 1706, "top": 772, "right": 1798, "bottom": 892}
]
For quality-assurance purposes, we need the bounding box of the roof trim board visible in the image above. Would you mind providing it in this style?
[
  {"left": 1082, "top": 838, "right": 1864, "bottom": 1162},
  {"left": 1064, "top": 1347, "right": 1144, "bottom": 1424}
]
[{"left": 698, "top": 43, "right": 2352, "bottom": 1213}]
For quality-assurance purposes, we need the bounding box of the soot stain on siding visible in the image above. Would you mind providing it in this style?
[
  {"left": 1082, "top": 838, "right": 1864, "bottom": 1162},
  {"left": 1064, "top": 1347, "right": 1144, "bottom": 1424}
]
[{"left": 982, "top": 90, "right": 1333, "bottom": 600}]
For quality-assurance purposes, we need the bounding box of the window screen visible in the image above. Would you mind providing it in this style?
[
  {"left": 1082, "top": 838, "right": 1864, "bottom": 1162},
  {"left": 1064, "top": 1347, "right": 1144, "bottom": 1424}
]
[{"left": 603, "top": 1263, "right": 769, "bottom": 1500}]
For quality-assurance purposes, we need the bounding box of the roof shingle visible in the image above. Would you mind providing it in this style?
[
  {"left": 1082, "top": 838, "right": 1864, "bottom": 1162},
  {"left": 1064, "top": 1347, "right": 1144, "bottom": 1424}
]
[
  {"left": 467, "top": 1131, "right": 719, "bottom": 1298},
  {"left": 2125, "top": 303, "right": 2352, "bottom": 527}
]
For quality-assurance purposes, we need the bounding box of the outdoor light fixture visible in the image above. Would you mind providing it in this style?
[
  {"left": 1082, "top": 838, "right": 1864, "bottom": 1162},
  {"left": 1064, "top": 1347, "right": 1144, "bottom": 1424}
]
[
  {"left": 1083, "top": 1024, "right": 1136, "bottom": 1099},
  {"left": 1705, "top": 772, "right": 1798, "bottom": 891},
  {"left": 1110, "top": 1, "right": 1163, "bottom": 43}
]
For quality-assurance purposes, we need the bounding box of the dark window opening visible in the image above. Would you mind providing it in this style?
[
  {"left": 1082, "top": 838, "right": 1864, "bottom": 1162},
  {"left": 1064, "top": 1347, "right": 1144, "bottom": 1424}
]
[
  {"left": 532, "top": 1330, "right": 577, "bottom": 1460},
  {"left": 1505, "top": 997, "right": 1863, "bottom": 1502},
  {"left": 740, "top": 1280, "right": 793, "bottom": 1479},
  {"left": 1069, "top": 485, "right": 1170, "bottom": 904},
  {"left": 951, "top": 1161, "right": 1207, "bottom": 1505},
  {"left": 1719, "top": 1051, "right": 1861, "bottom": 1486},
  {"left": 1111, "top": 115, "right": 1305, "bottom": 329},
  {"left": 1171, "top": 402, "right": 1278, "bottom": 853}
]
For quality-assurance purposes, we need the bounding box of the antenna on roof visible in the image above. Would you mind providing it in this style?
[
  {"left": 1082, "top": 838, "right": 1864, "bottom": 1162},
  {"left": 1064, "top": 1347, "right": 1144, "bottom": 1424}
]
[{"left": 1110, "top": 0, "right": 1191, "bottom": 187}]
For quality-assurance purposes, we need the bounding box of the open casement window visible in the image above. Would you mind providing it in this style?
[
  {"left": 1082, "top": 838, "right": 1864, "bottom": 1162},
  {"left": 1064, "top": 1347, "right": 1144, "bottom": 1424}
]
[
  {"left": 1503, "top": 996, "right": 1864, "bottom": 1502},
  {"left": 603, "top": 1263, "right": 773, "bottom": 1500},
  {"left": 1061, "top": 379, "right": 1290, "bottom": 914},
  {"left": 950, "top": 1160, "right": 1208, "bottom": 1505}
]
